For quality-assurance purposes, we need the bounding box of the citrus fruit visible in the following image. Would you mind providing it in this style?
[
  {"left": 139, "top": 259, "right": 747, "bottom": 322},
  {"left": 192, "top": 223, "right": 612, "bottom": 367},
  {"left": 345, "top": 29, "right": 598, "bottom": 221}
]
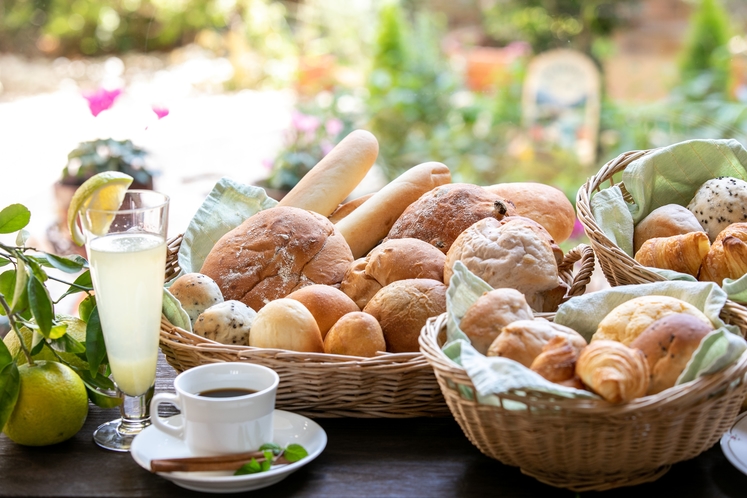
[
  {"left": 3, "top": 315, "right": 90, "bottom": 371},
  {"left": 3, "top": 360, "right": 89, "bottom": 446},
  {"left": 67, "top": 171, "right": 133, "bottom": 246}
]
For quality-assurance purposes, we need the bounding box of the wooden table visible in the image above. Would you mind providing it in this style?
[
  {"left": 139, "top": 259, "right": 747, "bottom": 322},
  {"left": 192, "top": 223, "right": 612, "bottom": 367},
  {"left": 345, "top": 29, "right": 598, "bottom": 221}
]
[{"left": 2, "top": 354, "right": 747, "bottom": 498}]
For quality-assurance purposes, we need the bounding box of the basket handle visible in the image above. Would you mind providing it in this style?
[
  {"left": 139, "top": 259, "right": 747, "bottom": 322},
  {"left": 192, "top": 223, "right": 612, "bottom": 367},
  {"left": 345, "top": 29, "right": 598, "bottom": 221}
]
[{"left": 559, "top": 244, "right": 595, "bottom": 299}]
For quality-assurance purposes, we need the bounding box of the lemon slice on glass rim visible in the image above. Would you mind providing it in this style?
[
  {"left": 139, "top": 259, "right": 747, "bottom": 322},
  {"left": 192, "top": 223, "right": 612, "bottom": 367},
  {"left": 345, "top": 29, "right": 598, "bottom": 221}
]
[{"left": 67, "top": 172, "right": 134, "bottom": 246}]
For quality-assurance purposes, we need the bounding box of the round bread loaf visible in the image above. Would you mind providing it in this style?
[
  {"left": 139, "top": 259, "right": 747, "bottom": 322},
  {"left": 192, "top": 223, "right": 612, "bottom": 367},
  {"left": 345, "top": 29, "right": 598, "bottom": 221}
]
[
  {"left": 385, "top": 183, "right": 516, "bottom": 254},
  {"left": 459, "top": 288, "right": 534, "bottom": 355},
  {"left": 687, "top": 176, "right": 747, "bottom": 242},
  {"left": 362, "top": 278, "right": 446, "bottom": 353},
  {"left": 286, "top": 284, "right": 359, "bottom": 340},
  {"left": 593, "top": 295, "right": 711, "bottom": 345},
  {"left": 629, "top": 313, "right": 713, "bottom": 394},
  {"left": 199, "top": 206, "right": 354, "bottom": 311},
  {"left": 484, "top": 182, "right": 575, "bottom": 243},
  {"left": 444, "top": 216, "right": 561, "bottom": 299},
  {"left": 193, "top": 300, "right": 255, "bottom": 345},
  {"left": 249, "top": 298, "right": 324, "bottom": 352},
  {"left": 169, "top": 272, "right": 224, "bottom": 327},
  {"left": 323, "top": 312, "right": 386, "bottom": 357},
  {"left": 633, "top": 204, "right": 704, "bottom": 253},
  {"left": 340, "top": 238, "right": 446, "bottom": 309},
  {"left": 487, "top": 319, "right": 586, "bottom": 367}
]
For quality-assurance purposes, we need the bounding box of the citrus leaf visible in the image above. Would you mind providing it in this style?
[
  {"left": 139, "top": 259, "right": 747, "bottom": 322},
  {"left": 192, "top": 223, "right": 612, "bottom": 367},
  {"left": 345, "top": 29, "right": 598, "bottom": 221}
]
[
  {"left": 284, "top": 444, "right": 309, "bottom": 463},
  {"left": 27, "top": 275, "right": 54, "bottom": 338},
  {"left": 0, "top": 204, "right": 30, "bottom": 234},
  {"left": 86, "top": 307, "right": 106, "bottom": 376},
  {"left": 76, "top": 368, "right": 116, "bottom": 391},
  {"left": 43, "top": 253, "right": 88, "bottom": 274},
  {"left": 29, "top": 330, "right": 45, "bottom": 356},
  {"left": 58, "top": 271, "right": 93, "bottom": 301},
  {"left": 78, "top": 294, "right": 95, "bottom": 323},
  {"left": 0, "top": 362, "right": 20, "bottom": 431},
  {"left": 11, "top": 258, "right": 27, "bottom": 313},
  {"left": 0, "top": 259, "right": 10, "bottom": 268},
  {"left": 76, "top": 370, "right": 122, "bottom": 409},
  {"left": 26, "top": 258, "right": 47, "bottom": 283},
  {"left": 0, "top": 333, "right": 13, "bottom": 368},
  {"left": 49, "top": 332, "right": 86, "bottom": 355},
  {"left": 15, "top": 229, "right": 29, "bottom": 246}
]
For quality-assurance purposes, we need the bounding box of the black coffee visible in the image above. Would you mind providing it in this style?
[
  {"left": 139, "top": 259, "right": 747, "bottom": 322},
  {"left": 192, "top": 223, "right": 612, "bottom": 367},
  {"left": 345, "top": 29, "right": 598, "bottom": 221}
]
[{"left": 197, "top": 388, "right": 258, "bottom": 398}]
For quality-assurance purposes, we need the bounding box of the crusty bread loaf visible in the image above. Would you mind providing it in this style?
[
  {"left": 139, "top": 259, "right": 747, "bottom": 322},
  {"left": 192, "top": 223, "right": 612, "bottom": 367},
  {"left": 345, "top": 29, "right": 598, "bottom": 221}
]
[
  {"left": 323, "top": 312, "right": 385, "bottom": 357},
  {"left": 460, "top": 288, "right": 534, "bottom": 355},
  {"left": 199, "top": 206, "right": 353, "bottom": 311},
  {"left": 576, "top": 340, "right": 650, "bottom": 403},
  {"left": 340, "top": 238, "right": 446, "bottom": 309},
  {"left": 336, "top": 162, "right": 452, "bottom": 258},
  {"left": 593, "top": 295, "right": 711, "bottom": 345},
  {"left": 633, "top": 204, "right": 704, "bottom": 253},
  {"left": 484, "top": 182, "right": 576, "bottom": 243},
  {"left": 328, "top": 193, "right": 375, "bottom": 224},
  {"left": 248, "top": 298, "right": 324, "bottom": 352},
  {"left": 362, "top": 278, "right": 446, "bottom": 353},
  {"left": 286, "top": 284, "right": 359, "bottom": 340},
  {"left": 277, "top": 129, "right": 378, "bottom": 217},
  {"left": 385, "top": 183, "right": 516, "bottom": 254},
  {"left": 629, "top": 313, "right": 713, "bottom": 394},
  {"left": 486, "top": 319, "right": 586, "bottom": 367}
]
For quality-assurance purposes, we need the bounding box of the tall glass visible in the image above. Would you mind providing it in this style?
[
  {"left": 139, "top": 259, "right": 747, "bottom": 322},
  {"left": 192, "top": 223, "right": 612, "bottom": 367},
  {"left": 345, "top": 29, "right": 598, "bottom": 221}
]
[{"left": 80, "top": 190, "right": 169, "bottom": 452}]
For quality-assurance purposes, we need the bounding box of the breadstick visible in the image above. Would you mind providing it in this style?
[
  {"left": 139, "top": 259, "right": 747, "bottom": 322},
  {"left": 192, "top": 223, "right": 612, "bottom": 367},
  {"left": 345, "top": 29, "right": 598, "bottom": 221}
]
[
  {"left": 277, "top": 129, "right": 378, "bottom": 217},
  {"left": 336, "top": 162, "right": 451, "bottom": 258},
  {"left": 329, "top": 193, "right": 375, "bottom": 224}
]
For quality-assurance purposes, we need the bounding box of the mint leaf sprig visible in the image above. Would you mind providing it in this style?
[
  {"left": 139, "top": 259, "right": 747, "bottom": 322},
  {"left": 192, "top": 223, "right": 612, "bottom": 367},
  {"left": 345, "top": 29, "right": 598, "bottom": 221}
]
[{"left": 234, "top": 443, "right": 309, "bottom": 475}]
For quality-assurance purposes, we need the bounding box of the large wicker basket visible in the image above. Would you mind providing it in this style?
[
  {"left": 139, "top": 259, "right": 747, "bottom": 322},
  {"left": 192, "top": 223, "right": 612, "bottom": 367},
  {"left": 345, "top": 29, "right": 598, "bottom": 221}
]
[
  {"left": 159, "top": 236, "right": 595, "bottom": 418},
  {"left": 420, "top": 310, "right": 747, "bottom": 492}
]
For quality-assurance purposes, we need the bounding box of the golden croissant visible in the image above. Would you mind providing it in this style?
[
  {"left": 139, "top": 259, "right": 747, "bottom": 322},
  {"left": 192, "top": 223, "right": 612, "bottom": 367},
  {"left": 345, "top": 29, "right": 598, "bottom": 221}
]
[
  {"left": 530, "top": 335, "right": 583, "bottom": 383},
  {"left": 634, "top": 231, "right": 710, "bottom": 277},
  {"left": 575, "top": 340, "right": 650, "bottom": 403},
  {"left": 699, "top": 222, "right": 747, "bottom": 285}
]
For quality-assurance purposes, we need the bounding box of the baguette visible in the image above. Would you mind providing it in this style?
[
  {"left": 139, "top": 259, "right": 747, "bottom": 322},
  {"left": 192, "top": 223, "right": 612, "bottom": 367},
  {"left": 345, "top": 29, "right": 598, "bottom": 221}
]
[
  {"left": 329, "top": 193, "right": 375, "bottom": 224},
  {"left": 336, "top": 162, "right": 451, "bottom": 258},
  {"left": 277, "top": 129, "right": 378, "bottom": 216}
]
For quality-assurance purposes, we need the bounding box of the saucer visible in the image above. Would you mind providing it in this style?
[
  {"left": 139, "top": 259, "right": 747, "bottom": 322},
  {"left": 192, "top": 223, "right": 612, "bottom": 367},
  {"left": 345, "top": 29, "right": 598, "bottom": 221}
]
[
  {"left": 130, "top": 410, "right": 327, "bottom": 493},
  {"left": 720, "top": 411, "right": 747, "bottom": 476}
]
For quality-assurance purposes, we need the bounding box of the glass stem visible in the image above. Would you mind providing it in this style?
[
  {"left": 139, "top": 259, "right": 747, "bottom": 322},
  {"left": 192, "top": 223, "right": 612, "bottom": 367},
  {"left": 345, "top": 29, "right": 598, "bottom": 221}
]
[{"left": 118, "top": 384, "right": 155, "bottom": 436}]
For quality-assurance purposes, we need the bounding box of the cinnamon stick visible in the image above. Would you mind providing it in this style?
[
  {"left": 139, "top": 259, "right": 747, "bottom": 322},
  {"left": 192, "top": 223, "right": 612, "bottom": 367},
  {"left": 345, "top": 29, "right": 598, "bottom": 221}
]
[{"left": 151, "top": 452, "right": 289, "bottom": 473}]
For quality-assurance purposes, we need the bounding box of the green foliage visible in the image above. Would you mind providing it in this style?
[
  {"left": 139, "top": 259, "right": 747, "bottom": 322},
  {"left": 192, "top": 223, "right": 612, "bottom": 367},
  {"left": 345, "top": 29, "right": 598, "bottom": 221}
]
[{"left": 62, "top": 138, "right": 153, "bottom": 187}]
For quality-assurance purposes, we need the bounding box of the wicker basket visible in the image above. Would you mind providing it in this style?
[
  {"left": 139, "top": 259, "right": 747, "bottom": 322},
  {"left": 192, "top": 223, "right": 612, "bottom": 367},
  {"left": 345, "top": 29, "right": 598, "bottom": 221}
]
[
  {"left": 420, "top": 310, "right": 747, "bottom": 492},
  {"left": 159, "top": 236, "right": 595, "bottom": 418}
]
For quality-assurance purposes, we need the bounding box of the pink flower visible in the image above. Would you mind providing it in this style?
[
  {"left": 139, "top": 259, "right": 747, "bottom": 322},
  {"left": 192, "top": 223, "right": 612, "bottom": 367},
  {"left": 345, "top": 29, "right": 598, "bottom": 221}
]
[
  {"left": 83, "top": 88, "right": 122, "bottom": 117},
  {"left": 570, "top": 218, "right": 585, "bottom": 239},
  {"left": 291, "top": 111, "right": 320, "bottom": 133},
  {"left": 325, "top": 118, "right": 343, "bottom": 136},
  {"left": 320, "top": 140, "right": 334, "bottom": 156},
  {"left": 152, "top": 106, "right": 170, "bottom": 119},
  {"left": 261, "top": 158, "right": 274, "bottom": 171}
]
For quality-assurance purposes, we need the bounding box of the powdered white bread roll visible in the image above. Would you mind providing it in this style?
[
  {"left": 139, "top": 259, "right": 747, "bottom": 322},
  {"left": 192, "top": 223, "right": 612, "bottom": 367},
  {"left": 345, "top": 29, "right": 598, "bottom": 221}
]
[
  {"left": 328, "top": 193, "right": 375, "bottom": 224},
  {"left": 324, "top": 312, "right": 386, "bottom": 357},
  {"left": 362, "top": 278, "right": 446, "bottom": 353},
  {"left": 286, "top": 284, "right": 360, "bottom": 340},
  {"left": 687, "top": 176, "right": 747, "bottom": 242},
  {"left": 249, "top": 298, "right": 324, "bottom": 352},
  {"left": 336, "top": 162, "right": 452, "bottom": 258},
  {"left": 169, "top": 272, "right": 224, "bottom": 327},
  {"left": 193, "top": 300, "right": 255, "bottom": 345},
  {"left": 484, "top": 182, "right": 576, "bottom": 243},
  {"left": 593, "top": 295, "right": 711, "bottom": 345},
  {"left": 633, "top": 204, "right": 704, "bottom": 253},
  {"left": 487, "top": 319, "right": 586, "bottom": 367},
  {"left": 459, "top": 288, "right": 534, "bottom": 355},
  {"left": 277, "top": 129, "right": 378, "bottom": 217}
]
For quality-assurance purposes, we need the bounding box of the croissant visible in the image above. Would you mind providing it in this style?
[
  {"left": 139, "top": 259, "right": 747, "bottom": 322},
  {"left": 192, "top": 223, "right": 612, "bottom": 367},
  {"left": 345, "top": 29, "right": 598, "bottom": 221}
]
[
  {"left": 575, "top": 340, "right": 650, "bottom": 403},
  {"left": 530, "top": 335, "right": 584, "bottom": 383},
  {"left": 699, "top": 223, "right": 747, "bottom": 286},
  {"left": 634, "top": 231, "right": 710, "bottom": 277}
]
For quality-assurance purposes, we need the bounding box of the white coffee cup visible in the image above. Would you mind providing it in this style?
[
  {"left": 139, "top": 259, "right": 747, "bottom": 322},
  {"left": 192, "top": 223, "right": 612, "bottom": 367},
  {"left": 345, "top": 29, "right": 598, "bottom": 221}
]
[{"left": 150, "top": 362, "right": 279, "bottom": 455}]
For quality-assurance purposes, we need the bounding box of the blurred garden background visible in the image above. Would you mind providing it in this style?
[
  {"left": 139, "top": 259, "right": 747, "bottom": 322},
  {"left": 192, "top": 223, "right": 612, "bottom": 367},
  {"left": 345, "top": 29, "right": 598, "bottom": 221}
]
[{"left": 2, "top": 0, "right": 747, "bottom": 254}]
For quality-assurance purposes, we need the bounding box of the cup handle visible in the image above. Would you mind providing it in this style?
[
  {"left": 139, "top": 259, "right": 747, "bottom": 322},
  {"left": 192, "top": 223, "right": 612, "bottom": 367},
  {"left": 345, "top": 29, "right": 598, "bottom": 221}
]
[{"left": 150, "top": 393, "right": 183, "bottom": 439}]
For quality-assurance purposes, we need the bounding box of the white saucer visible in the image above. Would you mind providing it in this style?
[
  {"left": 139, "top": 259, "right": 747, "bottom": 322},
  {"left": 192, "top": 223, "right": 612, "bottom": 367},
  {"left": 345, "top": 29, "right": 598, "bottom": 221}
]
[
  {"left": 720, "top": 411, "right": 747, "bottom": 476},
  {"left": 130, "top": 410, "right": 327, "bottom": 493}
]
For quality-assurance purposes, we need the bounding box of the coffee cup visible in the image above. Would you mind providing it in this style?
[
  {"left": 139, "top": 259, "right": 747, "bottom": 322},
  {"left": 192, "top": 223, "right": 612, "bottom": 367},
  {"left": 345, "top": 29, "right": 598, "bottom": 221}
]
[{"left": 150, "top": 362, "right": 279, "bottom": 455}]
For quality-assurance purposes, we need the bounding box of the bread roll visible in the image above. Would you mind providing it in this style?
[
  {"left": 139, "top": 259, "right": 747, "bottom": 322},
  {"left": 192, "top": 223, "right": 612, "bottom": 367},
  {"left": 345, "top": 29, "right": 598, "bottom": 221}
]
[
  {"left": 634, "top": 204, "right": 704, "bottom": 253},
  {"left": 362, "top": 278, "right": 446, "bottom": 353},
  {"left": 323, "top": 312, "right": 385, "bottom": 357},
  {"left": 576, "top": 340, "right": 649, "bottom": 403},
  {"left": 630, "top": 313, "right": 713, "bottom": 394},
  {"left": 486, "top": 319, "right": 586, "bottom": 367},
  {"left": 328, "top": 193, "right": 375, "bottom": 224},
  {"left": 687, "top": 177, "right": 747, "bottom": 242},
  {"left": 484, "top": 182, "right": 576, "bottom": 243},
  {"left": 699, "top": 222, "right": 747, "bottom": 285},
  {"left": 286, "top": 284, "right": 359, "bottom": 340},
  {"left": 593, "top": 295, "right": 711, "bottom": 345},
  {"left": 340, "top": 238, "right": 446, "bottom": 309},
  {"left": 336, "top": 162, "right": 452, "bottom": 258},
  {"left": 249, "top": 298, "right": 324, "bottom": 352},
  {"left": 530, "top": 335, "right": 585, "bottom": 383},
  {"left": 385, "top": 183, "right": 516, "bottom": 254},
  {"left": 459, "top": 288, "right": 534, "bottom": 355},
  {"left": 193, "top": 300, "right": 256, "bottom": 345},
  {"left": 277, "top": 129, "right": 378, "bottom": 217},
  {"left": 634, "top": 231, "right": 710, "bottom": 277},
  {"left": 444, "top": 216, "right": 561, "bottom": 303},
  {"left": 200, "top": 206, "right": 353, "bottom": 311},
  {"left": 169, "top": 272, "right": 224, "bottom": 327}
]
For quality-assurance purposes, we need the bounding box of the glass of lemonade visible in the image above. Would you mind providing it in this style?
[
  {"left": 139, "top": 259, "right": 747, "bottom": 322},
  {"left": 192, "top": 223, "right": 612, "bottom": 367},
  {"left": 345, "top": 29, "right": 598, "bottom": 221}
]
[{"left": 80, "top": 190, "right": 169, "bottom": 452}]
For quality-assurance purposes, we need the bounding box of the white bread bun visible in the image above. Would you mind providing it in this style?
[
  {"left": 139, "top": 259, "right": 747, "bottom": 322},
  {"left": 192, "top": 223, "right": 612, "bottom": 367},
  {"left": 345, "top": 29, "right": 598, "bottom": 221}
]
[
  {"left": 687, "top": 177, "right": 747, "bottom": 242},
  {"left": 487, "top": 319, "right": 586, "bottom": 367},
  {"left": 459, "top": 288, "right": 534, "bottom": 355},
  {"left": 249, "top": 298, "right": 324, "bottom": 352},
  {"left": 362, "top": 278, "right": 446, "bottom": 353},
  {"left": 169, "top": 272, "right": 224, "bottom": 327},
  {"left": 323, "top": 312, "right": 385, "bottom": 357},
  {"left": 634, "top": 204, "right": 704, "bottom": 253},
  {"left": 193, "top": 300, "right": 255, "bottom": 345},
  {"left": 484, "top": 182, "right": 576, "bottom": 243},
  {"left": 200, "top": 206, "right": 353, "bottom": 311},
  {"left": 286, "top": 284, "right": 359, "bottom": 340}
]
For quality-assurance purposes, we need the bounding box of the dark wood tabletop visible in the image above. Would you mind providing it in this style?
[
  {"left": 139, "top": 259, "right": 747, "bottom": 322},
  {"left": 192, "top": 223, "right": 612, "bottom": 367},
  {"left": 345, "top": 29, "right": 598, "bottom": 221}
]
[{"left": 2, "top": 353, "right": 747, "bottom": 498}]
